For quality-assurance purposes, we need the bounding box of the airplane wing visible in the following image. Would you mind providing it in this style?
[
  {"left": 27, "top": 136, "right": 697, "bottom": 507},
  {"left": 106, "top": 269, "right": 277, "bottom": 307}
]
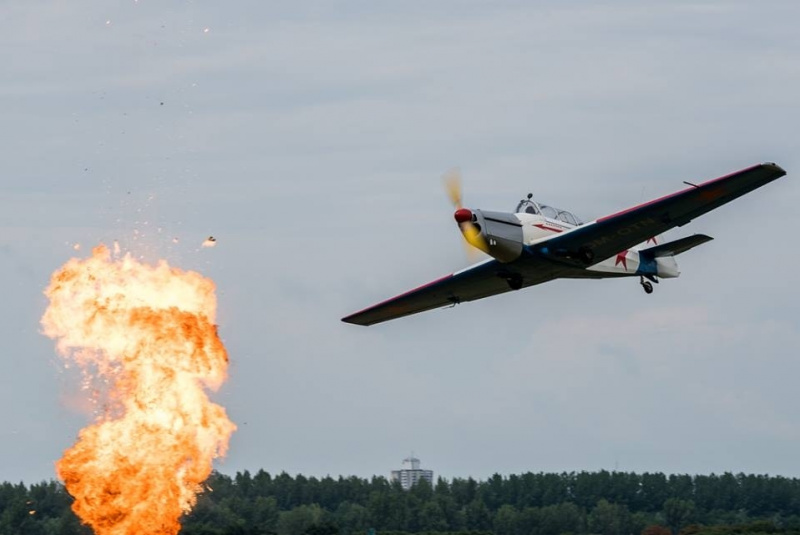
[
  {"left": 341, "top": 258, "right": 558, "bottom": 326},
  {"left": 537, "top": 162, "right": 786, "bottom": 266}
]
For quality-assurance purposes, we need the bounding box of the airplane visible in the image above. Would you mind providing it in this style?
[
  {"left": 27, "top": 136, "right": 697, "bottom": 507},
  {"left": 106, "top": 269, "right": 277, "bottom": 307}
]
[{"left": 342, "top": 162, "right": 787, "bottom": 326}]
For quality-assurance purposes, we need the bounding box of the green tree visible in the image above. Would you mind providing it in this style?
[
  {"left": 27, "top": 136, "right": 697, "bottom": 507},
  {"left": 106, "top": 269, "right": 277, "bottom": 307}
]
[
  {"left": 252, "top": 496, "right": 280, "bottom": 533},
  {"left": 303, "top": 520, "right": 338, "bottom": 535},
  {"left": 518, "top": 506, "right": 542, "bottom": 535},
  {"left": 419, "top": 501, "right": 449, "bottom": 532},
  {"left": 589, "top": 499, "right": 631, "bottom": 535},
  {"left": 334, "top": 501, "right": 369, "bottom": 534},
  {"left": 410, "top": 478, "right": 434, "bottom": 503},
  {"left": 451, "top": 477, "right": 478, "bottom": 508},
  {"left": 664, "top": 498, "right": 695, "bottom": 535},
  {"left": 641, "top": 474, "right": 669, "bottom": 513},
  {"left": 465, "top": 498, "right": 492, "bottom": 531},
  {"left": 277, "top": 504, "right": 325, "bottom": 535},
  {"left": 667, "top": 476, "right": 694, "bottom": 502},
  {"left": 494, "top": 504, "right": 520, "bottom": 535},
  {"left": 539, "top": 502, "right": 584, "bottom": 535}
]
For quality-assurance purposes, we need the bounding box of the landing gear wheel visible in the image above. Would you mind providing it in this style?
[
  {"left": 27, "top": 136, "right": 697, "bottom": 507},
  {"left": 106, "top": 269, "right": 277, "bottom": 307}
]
[
  {"left": 641, "top": 281, "right": 654, "bottom": 294},
  {"left": 506, "top": 273, "right": 523, "bottom": 291},
  {"left": 578, "top": 247, "right": 595, "bottom": 265}
]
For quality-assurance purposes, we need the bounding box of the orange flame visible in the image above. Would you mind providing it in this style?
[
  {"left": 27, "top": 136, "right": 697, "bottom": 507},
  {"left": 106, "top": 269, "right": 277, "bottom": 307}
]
[{"left": 41, "top": 245, "right": 236, "bottom": 535}]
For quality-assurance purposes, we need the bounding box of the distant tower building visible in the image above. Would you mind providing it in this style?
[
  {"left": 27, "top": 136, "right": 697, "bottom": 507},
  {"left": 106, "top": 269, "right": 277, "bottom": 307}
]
[{"left": 391, "top": 454, "right": 433, "bottom": 490}]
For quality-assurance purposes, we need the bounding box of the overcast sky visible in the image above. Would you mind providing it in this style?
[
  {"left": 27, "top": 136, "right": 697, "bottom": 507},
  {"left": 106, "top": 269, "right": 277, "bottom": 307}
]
[{"left": 3, "top": 0, "right": 800, "bottom": 485}]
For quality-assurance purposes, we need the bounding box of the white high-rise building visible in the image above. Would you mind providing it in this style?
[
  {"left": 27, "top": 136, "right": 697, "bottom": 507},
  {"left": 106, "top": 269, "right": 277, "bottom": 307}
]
[{"left": 390, "top": 455, "right": 433, "bottom": 490}]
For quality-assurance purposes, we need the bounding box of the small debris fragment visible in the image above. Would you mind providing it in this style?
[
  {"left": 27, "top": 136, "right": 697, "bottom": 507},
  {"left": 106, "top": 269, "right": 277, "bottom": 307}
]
[
  {"left": 73, "top": 243, "right": 81, "bottom": 251},
  {"left": 201, "top": 236, "right": 216, "bottom": 248}
]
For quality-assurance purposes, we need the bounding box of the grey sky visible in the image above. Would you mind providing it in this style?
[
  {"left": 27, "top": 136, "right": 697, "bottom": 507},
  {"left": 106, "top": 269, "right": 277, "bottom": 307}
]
[{"left": 2, "top": 0, "right": 800, "bottom": 484}]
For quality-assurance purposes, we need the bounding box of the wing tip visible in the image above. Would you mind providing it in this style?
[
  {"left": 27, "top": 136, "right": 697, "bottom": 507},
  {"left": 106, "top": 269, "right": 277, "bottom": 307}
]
[
  {"left": 341, "top": 314, "right": 370, "bottom": 326},
  {"left": 762, "top": 162, "right": 787, "bottom": 177},
  {"left": 339, "top": 273, "right": 456, "bottom": 327}
]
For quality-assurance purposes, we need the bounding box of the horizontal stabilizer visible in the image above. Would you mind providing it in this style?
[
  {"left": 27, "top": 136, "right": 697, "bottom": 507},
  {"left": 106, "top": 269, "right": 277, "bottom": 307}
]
[{"left": 641, "top": 234, "right": 713, "bottom": 258}]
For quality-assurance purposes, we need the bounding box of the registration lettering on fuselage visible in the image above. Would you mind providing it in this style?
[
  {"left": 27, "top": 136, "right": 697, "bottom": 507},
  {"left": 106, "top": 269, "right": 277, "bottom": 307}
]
[{"left": 587, "top": 217, "right": 658, "bottom": 248}]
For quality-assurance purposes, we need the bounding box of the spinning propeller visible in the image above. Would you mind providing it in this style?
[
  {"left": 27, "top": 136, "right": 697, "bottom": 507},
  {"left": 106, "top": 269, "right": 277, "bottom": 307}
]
[{"left": 442, "top": 168, "right": 489, "bottom": 258}]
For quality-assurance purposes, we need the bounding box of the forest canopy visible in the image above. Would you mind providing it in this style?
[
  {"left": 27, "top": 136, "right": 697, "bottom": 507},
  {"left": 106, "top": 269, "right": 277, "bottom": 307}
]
[{"left": 4, "top": 470, "right": 800, "bottom": 535}]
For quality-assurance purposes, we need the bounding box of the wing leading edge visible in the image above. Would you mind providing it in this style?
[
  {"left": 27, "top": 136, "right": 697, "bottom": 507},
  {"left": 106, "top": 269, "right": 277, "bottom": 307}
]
[
  {"left": 343, "top": 255, "right": 564, "bottom": 326},
  {"left": 342, "top": 260, "right": 509, "bottom": 326}
]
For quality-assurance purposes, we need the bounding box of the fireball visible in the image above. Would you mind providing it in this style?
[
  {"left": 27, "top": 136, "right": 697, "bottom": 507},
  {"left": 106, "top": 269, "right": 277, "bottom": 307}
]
[{"left": 41, "top": 245, "right": 236, "bottom": 535}]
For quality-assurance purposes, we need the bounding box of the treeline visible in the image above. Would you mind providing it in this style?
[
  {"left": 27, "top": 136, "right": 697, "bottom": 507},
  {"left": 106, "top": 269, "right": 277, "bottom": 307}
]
[{"left": 4, "top": 470, "right": 800, "bottom": 534}]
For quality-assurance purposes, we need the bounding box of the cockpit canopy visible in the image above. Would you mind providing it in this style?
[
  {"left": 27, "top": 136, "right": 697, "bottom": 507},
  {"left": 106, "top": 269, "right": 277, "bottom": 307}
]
[{"left": 516, "top": 198, "right": 582, "bottom": 226}]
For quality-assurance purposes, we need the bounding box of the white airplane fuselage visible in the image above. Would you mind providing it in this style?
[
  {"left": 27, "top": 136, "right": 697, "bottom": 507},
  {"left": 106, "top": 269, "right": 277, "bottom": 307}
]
[{"left": 514, "top": 212, "right": 680, "bottom": 279}]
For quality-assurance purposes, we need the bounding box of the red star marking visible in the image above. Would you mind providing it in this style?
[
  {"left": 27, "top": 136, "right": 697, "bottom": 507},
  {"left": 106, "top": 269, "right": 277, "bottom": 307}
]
[
  {"left": 647, "top": 236, "right": 658, "bottom": 245},
  {"left": 615, "top": 250, "right": 629, "bottom": 270}
]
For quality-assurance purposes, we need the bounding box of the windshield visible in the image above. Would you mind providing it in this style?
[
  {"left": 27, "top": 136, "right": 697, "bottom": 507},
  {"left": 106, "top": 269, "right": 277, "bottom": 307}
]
[
  {"left": 516, "top": 200, "right": 539, "bottom": 215},
  {"left": 515, "top": 199, "right": 581, "bottom": 225}
]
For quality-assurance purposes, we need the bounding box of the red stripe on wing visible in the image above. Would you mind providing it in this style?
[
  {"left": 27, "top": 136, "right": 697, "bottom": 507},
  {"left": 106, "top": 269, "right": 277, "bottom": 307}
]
[
  {"left": 596, "top": 164, "right": 762, "bottom": 223},
  {"left": 342, "top": 273, "right": 454, "bottom": 320}
]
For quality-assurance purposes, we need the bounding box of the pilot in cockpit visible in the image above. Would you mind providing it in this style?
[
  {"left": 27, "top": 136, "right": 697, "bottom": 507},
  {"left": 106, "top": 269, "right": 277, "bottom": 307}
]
[{"left": 516, "top": 193, "right": 539, "bottom": 214}]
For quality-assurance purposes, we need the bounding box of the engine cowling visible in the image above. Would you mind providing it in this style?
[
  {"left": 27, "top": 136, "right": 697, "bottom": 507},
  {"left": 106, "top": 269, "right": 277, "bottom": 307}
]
[{"left": 472, "top": 210, "right": 524, "bottom": 263}]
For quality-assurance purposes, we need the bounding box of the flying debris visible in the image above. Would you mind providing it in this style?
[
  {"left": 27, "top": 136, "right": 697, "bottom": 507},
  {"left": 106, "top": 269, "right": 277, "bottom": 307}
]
[{"left": 202, "top": 236, "right": 217, "bottom": 248}]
